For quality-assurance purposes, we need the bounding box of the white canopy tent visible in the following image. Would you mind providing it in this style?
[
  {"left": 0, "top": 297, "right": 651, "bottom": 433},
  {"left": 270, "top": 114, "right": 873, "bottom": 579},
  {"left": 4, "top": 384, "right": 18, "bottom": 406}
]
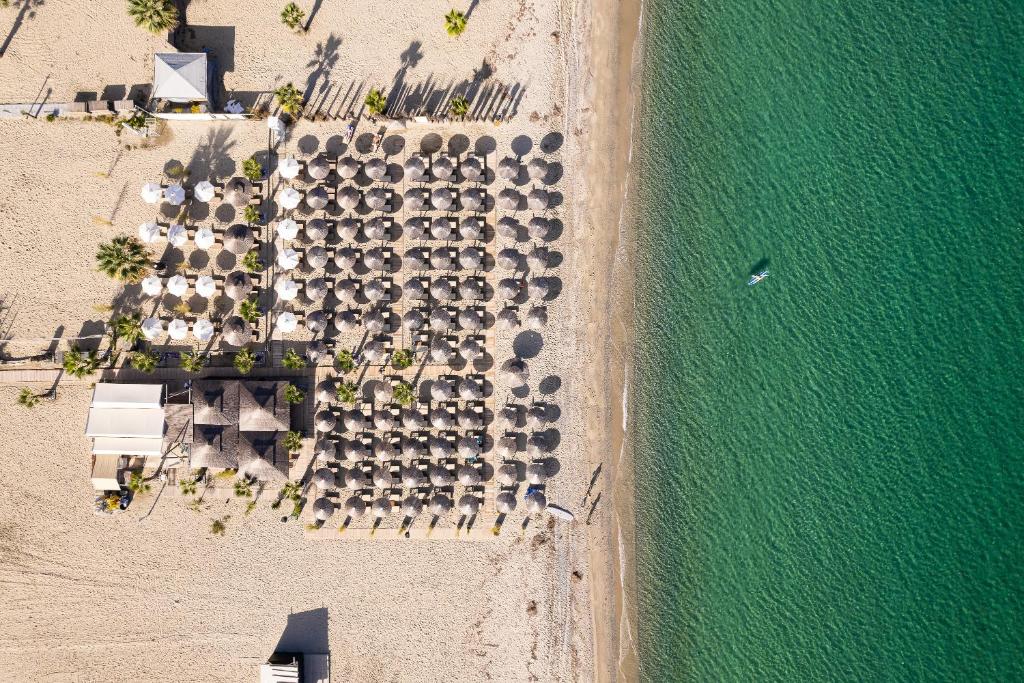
[
  {"left": 91, "top": 383, "right": 162, "bottom": 409},
  {"left": 86, "top": 384, "right": 166, "bottom": 458},
  {"left": 153, "top": 52, "right": 208, "bottom": 103}
]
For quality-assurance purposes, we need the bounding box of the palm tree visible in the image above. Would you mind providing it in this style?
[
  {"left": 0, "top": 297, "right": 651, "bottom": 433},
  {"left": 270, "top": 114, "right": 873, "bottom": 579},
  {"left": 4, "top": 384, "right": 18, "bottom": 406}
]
[
  {"left": 281, "top": 480, "right": 302, "bottom": 501},
  {"left": 63, "top": 347, "right": 100, "bottom": 378},
  {"left": 130, "top": 350, "right": 158, "bottom": 373},
  {"left": 364, "top": 88, "right": 388, "bottom": 117},
  {"left": 283, "top": 431, "right": 303, "bottom": 453},
  {"left": 275, "top": 83, "right": 304, "bottom": 117},
  {"left": 281, "top": 2, "right": 305, "bottom": 30},
  {"left": 127, "top": 0, "right": 178, "bottom": 34},
  {"left": 181, "top": 348, "right": 207, "bottom": 373},
  {"left": 96, "top": 235, "right": 151, "bottom": 283},
  {"left": 391, "top": 349, "right": 413, "bottom": 370},
  {"left": 127, "top": 472, "right": 150, "bottom": 494},
  {"left": 242, "top": 157, "right": 263, "bottom": 182},
  {"left": 234, "top": 347, "right": 257, "bottom": 374},
  {"left": 210, "top": 518, "right": 227, "bottom": 535},
  {"left": 17, "top": 388, "right": 39, "bottom": 408},
  {"left": 239, "top": 298, "right": 262, "bottom": 323},
  {"left": 393, "top": 381, "right": 415, "bottom": 407},
  {"left": 450, "top": 95, "right": 469, "bottom": 117},
  {"left": 243, "top": 205, "right": 261, "bottom": 225},
  {"left": 241, "top": 250, "right": 263, "bottom": 273},
  {"left": 444, "top": 9, "right": 467, "bottom": 36},
  {"left": 281, "top": 348, "right": 306, "bottom": 370},
  {"left": 284, "top": 384, "right": 305, "bottom": 404},
  {"left": 335, "top": 349, "right": 354, "bottom": 373},
  {"left": 337, "top": 381, "right": 358, "bottom": 405},
  {"left": 233, "top": 478, "right": 253, "bottom": 497},
  {"left": 179, "top": 477, "right": 198, "bottom": 496},
  {"left": 113, "top": 313, "right": 143, "bottom": 348}
]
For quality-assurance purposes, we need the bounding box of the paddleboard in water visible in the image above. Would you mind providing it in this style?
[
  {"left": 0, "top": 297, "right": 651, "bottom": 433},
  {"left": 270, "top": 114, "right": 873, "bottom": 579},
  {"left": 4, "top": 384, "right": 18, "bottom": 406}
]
[{"left": 546, "top": 504, "right": 575, "bottom": 521}]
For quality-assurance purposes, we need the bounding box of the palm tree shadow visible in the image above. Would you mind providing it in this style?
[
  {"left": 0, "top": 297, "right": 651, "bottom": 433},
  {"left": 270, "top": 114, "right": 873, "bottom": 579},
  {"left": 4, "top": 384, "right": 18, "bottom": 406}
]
[{"left": 303, "top": 0, "right": 325, "bottom": 31}]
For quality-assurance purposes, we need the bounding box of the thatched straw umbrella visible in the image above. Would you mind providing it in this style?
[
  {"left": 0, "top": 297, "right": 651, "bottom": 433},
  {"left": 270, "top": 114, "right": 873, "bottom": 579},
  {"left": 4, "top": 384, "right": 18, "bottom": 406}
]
[
  {"left": 498, "top": 157, "right": 519, "bottom": 180},
  {"left": 429, "top": 307, "right": 452, "bottom": 330},
  {"left": 457, "top": 465, "right": 482, "bottom": 487},
  {"left": 224, "top": 177, "right": 253, "bottom": 207},
  {"left": 334, "top": 249, "right": 358, "bottom": 273},
  {"left": 404, "top": 409, "right": 427, "bottom": 430},
  {"left": 458, "top": 494, "right": 481, "bottom": 516},
  {"left": 404, "top": 189, "right": 427, "bottom": 211},
  {"left": 402, "top": 495, "right": 424, "bottom": 517},
  {"left": 375, "top": 412, "right": 399, "bottom": 434},
  {"left": 459, "top": 246, "right": 483, "bottom": 271},
  {"left": 405, "top": 249, "right": 429, "bottom": 272},
  {"left": 459, "top": 338, "right": 483, "bottom": 362},
  {"left": 461, "top": 188, "right": 485, "bottom": 212},
  {"left": 430, "top": 187, "right": 453, "bottom": 211},
  {"left": 313, "top": 497, "right": 335, "bottom": 521},
  {"left": 527, "top": 404, "right": 548, "bottom": 429},
  {"left": 527, "top": 246, "right": 549, "bottom": 271},
  {"left": 364, "top": 158, "right": 387, "bottom": 181},
  {"left": 373, "top": 380, "right": 394, "bottom": 402},
  {"left": 497, "top": 189, "right": 520, "bottom": 211},
  {"left": 527, "top": 435, "right": 548, "bottom": 460},
  {"left": 315, "top": 439, "right": 336, "bottom": 462},
  {"left": 362, "top": 341, "right": 386, "bottom": 365},
  {"left": 224, "top": 224, "right": 253, "bottom": 255},
  {"left": 316, "top": 379, "right": 337, "bottom": 403},
  {"left": 497, "top": 248, "right": 521, "bottom": 272},
  {"left": 498, "top": 404, "right": 519, "bottom": 428},
  {"left": 457, "top": 408, "right": 482, "bottom": 430},
  {"left": 345, "top": 439, "right": 370, "bottom": 461},
  {"left": 223, "top": 317, "right": 252, "bottom": 346},
  {"left": 338, "top": 186, "right": 360, "bottom": 210},
  {"left": 458, "top": 308, "right": 483, "bottom": 331},
  {"left": 402, "top": 309, "right": 425, "bottom": 331},
  {"left": 427, "top": 465, "right": 452, "bottom": 487},
  {"left": 527, "top": 277, "right": 551, "bottom": 301},
  {"left": 403, "top": 278, "right": 427, "bottom": 300},
  {"left": 432, "top": 156, "right": 454, "bottom": 181},
  {"left": 307, "top": 247, "right": 329, "bottom": 270},
  {"left": 430, "top": 380, "right": 454, "bottom": 402},
  {"left": 338, "top": 156, "right": 360, "bottom": 179},
  {"left": 528, "top": 217, "right": 550, "bottom": 240},
  {"left": 306, "top": 340, "right": 329, "bottom": 363},
  {"left": 459, "top": 377, "right": 483, "bottom": 400},
  {"left": 430, "top": 338, "right": 454, "bottom": 363},
  {"left": 526, "top": 306, "right": 548, "bottom": 330},
  {"left": 364, "top": 247, "right": 387, "bottom": 271},
  {"left": 402, "top": 467, "right": 426, "bottom": 489},
  {"left": 430, "top": 248, "right": 454, "bottom": 270},
  {"left": 364, "top": 217, "right": 387, "bottom": 241},
  {"left": 430, "top": 278, "right": 455, "bottom": 301},
  {"left": 459, "top": 217, "right": 484, "bottom": 241},
  {"left": 332, "top": 280, "right": 356, "bottom": 306},
  {"left": 371, "top": 498, "right": 392, "bottom": 518},
  {"left": 525, "top": 490, "right": 547, "bottom": 513},
  {"left": 305, "top": 218, "right": 329, "bottom": 241},
  {"left": 497, "top": 217, "right": 519, "bottom": 239},
  {"left": 373, "top": 466, "right": 396, "bottom": 489},
  {"left": 311, "top": 471, "right": 335, "bottom": 491},
  {"left": 496, "top": 308, "right": 519, "bottom": 330},
  {"left": 430, "top": 409, "right": 454, "bottom": 431},
  {"left": 527, "top": 157, "right": 549, "bottom": 180},
  {"left": 500, "top": 358, "right": 530, "bottom": 389},
  {"left": 364, "top": 278, "right": 388, "bottom": 303},
  {"left": 345, "top": 495, "right": 367, "bottom": 518},
  {"left": 496, "top": 491, "right": 517, "bottom": 514},
  {"left": 307, "top": 155, "right": 330, "bottom": 181},
  {"left": 360, "top": 310, "right": 382, "bottom": 334},
  {"left": 430, "top": 494, "right": 453, "bottom": 515},
  {"left": 497, "top": 278, "right": 521, "bottom": 301},
  {"left": 306, "top": 278, "right": 329, "bottom": 304},
  {"left": 306, "top": 186, "right": 329, "bottom": 210},
  {"left": 496, "top": 459, "right": 517, "bottom": 482},
  {"left": 431, "top": 217, "right": 453, "bottom": 240},
  {"left": 334, "top": 310, "right": 358, "bottom": 333},
  {"left": 405, "top": 218, "right": 428, "bottom": 241},
  {"left": 458, "top": 436, "right": 481, "bottom": 458},
  {"left": 306, "top": 310, "right": 329, "bottom": 333},
  {"left": 315, "top": 410, "right": 337, "bottom": 433},
  {"left": 343, "top": 410, "right": 366, "bottom": 432},
  {"left": 337, "top": 218, "right": 360, "bottom": 240},
  {"left": 404, "top": 155, "right": 426, "bottom": 181},
  {"left": 460, "top": 156, "right": 483, "bottom": 182},
  {"left": 527, "top": 188, "right": 549, "bottom": 211},
  {"left": 459, "top": 278, "right": 483, "bottom": 301},
  {"left": 365, "top": 188, "right": 389, "bottom": 211}
]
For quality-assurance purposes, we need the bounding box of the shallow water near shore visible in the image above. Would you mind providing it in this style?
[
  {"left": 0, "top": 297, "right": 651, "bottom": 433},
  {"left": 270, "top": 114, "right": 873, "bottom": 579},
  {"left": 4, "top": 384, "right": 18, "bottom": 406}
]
[{"left": 631, "top": 0, "right": 1024, "bottom": 679}]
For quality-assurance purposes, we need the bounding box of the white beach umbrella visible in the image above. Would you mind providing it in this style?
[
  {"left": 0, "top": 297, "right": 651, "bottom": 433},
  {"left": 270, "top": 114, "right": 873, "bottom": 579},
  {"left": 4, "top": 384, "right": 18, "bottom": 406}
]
[
  {"left": 140, "top": 182, "right": 162, "bottom": 204},
  {"left": 167, "top": 224, "right": 188, "bottom": 247},
  {"left": 267, "top": 115, "right": 285, "bottom": 139},
  {"left": 193, "top": 318, "right": 214, "bottom": 342},
  {"left": 276, "top": 218, "right": 299, "bottom": 240},
  {"left": 278, "top": 156, "right": 300, "bottom": 179},
  {"left": 138, "top": 221, "right": 161, "bottom": 244},
  {"left": 278, "top": 187, "right": 302, "bottom": 210},
  {"left": 167, "top": 275, "right": 188, "bottom": 297},
  {"left": 194, "top": 227, "right": 215, "bottom": 250},
  {"left": 275, "top": 277, "right": 300, "bottom": 301},
  {"left": 141, "top": 275, "right": 163, "bottom": 296},
  {"left": 167, "top": 318, "right": 188, "bottom": 340},
  {"left": 164, "top": 183, "right": 186, "bottom": 206},
  {"left": 277, "top": 310, "right": 298, "bottom": 333},
  {"left": 141, "top": 317, "right": 163, "bottom": 340},
  {"left": 277, "top": 247, "right": 300, "bottom": 270},
  {"left": 193, "top": 180, "right": 216, "bottom": 202},
  {"left": 195, "top": 275, "right": 216, "bottom": 299}
]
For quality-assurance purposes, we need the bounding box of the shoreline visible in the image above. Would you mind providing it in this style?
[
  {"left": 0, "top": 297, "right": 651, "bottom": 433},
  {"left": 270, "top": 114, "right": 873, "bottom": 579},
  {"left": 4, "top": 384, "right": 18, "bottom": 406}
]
[{"left": 570, "top": 0, "right": 644, "bottom": 677}]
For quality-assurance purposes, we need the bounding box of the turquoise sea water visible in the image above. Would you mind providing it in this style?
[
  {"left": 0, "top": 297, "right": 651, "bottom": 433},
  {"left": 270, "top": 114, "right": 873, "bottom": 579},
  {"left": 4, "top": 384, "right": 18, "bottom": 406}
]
[{"left": 631, "top": 1, "right": 1024, "bottom": 680}]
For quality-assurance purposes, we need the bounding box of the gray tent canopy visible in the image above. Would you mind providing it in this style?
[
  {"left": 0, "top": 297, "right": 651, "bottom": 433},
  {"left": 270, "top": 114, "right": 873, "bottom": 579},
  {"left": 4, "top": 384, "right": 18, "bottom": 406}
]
[{"left": 153, "top": 53, "right": 209, "bottom": 103}]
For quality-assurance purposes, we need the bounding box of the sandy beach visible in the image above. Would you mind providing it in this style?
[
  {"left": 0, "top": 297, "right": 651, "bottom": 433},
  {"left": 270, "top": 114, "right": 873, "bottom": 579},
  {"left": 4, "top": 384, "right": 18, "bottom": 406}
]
[{"left": 0, "top": 0, "right": 639, "bottom": 680}]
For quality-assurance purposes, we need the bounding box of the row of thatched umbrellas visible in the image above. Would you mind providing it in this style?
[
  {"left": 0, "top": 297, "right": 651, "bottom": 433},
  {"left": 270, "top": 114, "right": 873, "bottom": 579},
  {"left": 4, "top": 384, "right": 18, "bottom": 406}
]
[
  {"left": 311, "top": 487, "right": 548, "bottom": 523},
  {"left": 273, "top": 215, "right": 554, "bottom": 242}
]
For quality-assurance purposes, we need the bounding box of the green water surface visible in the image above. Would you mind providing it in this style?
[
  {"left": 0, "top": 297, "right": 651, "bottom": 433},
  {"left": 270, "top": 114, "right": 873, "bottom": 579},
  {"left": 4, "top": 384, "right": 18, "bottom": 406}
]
[{"left": 632, "top": 1, "right": 1024, "bottom": 680}]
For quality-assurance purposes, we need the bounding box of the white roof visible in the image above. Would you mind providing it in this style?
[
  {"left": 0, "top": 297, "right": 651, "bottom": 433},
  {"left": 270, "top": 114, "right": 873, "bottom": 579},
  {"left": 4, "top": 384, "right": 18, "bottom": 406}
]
[
  {"left": 91, "top": 437, "right": 164, "bottom": 457},
  {"left": 86, "top": 407, "right": 164, "bottom": 438},
  {"left": 91, "top": 383, "right": 163, "bottom": 409},
  {"left": 153, "top": 52, "right": 208, "bottom": 102},
  {"left": 91, "top": 454, "right": 122, "bottom": 491}
]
